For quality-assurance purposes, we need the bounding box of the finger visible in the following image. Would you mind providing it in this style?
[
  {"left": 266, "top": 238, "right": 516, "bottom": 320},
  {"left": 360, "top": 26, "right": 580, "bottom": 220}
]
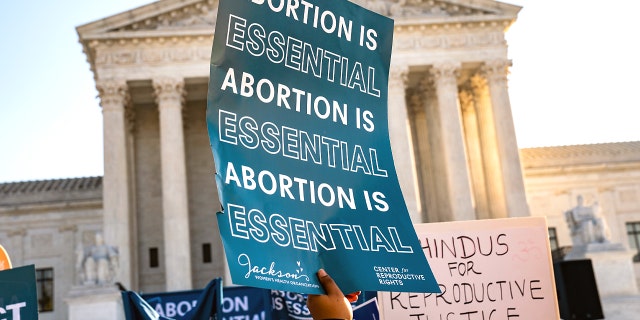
[{"left": 317, "top": 269, "right": 343, "bottom": 296}]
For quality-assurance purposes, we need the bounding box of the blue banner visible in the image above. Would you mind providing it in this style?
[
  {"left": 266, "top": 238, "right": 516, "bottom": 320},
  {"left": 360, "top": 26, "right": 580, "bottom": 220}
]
[
  {"left": 0, "top": 265, "right": 38, "bottom": 319},
  {"left": 124, "top": 284, "right": 379, "bottom": 320},
  {"left": 207, "top": 0, "right": 439, "bottom": 294},
  {"left": 132, "top": 284, "right": 268, "bottom": 320},
  {"left": 122, "top": 278, "right": 222, "bottom": 320}
]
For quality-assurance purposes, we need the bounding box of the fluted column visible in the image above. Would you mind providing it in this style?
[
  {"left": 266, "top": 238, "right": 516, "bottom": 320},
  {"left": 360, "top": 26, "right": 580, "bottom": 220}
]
[
  {"left": 388, "top": 65, "right": 422, "bottom": 223},
  {"left": 429, "top": 63, "right": 475, "bottom": 221},
  {"left": 97, "top": 79, "right": 134, "bottom": 289},
  {"left": 471, "top": 74, "right": 507, "bottom": 219},
  {"left": 407, "top": 87, "right": 439, "bottom": 223},
  {"left": 153, "top": 77, "right": 193, "bottom": 291},
  {"left": 420, "top": 76, "right": 450, "bottom": 222},
  {"left": 459, "top": 89, "right": 489, "bottom": 219},
  {"left": 482, "top": 60, "right": 530, "bottom": 217}
]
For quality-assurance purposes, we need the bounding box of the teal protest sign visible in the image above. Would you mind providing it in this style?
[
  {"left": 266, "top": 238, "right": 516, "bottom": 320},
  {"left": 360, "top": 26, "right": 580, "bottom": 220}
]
[
  {"left": 207, "top": 0, "right": 439, "bottom": 294},
  {"left": 0, "top": 265, "right": 39, "bottom": 319}
]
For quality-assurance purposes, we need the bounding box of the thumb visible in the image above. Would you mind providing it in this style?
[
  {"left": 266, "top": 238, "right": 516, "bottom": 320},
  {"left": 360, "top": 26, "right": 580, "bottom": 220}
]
[{"left": 317, "top": 269, "right": 343, "bottom": 296}]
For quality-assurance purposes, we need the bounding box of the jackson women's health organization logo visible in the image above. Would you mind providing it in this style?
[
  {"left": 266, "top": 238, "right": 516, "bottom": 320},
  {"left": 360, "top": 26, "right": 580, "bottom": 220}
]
[{"left": 237, "top": 253, "right": 318, "bottom": 289}]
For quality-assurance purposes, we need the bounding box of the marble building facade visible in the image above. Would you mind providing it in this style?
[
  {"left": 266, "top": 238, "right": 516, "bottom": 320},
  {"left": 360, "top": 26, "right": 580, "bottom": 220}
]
[{"left": 1, "top": 0, "right": 639, "bottom": 319}]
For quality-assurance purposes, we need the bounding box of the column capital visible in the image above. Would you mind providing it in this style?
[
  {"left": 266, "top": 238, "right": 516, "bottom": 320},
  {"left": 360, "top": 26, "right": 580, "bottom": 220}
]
[
  {"left": 418, "top": 74, "right": 435, "bottom": 94},
  {"left": 481, "top": 59, "right": 511, "bottom": 83},
  {"left": 96, "top": 79, "right": 129, "bottom": 111},
  {"left": 153, "top": 77, "right": 186, "bottom": 107},
  {"left": 430, "top": 62, "right": 461, "bottom": 87},
  {"left": 458, "top": 89, "right": 475, "bottom": 114},
  {"left": 389, "top": 65, "right": 409, "bottom": 91},
  {"left": 470, "top": 73, "right": 488, "bottom": 92}
]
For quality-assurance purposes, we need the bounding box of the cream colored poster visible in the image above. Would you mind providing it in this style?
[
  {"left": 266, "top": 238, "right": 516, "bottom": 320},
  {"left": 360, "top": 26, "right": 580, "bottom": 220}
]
[{"left": 379, "top": 217, "right": 560, "bottom": 319}]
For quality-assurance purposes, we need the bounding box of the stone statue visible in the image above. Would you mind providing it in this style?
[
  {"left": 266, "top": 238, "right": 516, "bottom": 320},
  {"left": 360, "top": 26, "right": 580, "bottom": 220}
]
[
  {"left": 77, "top": 233, "right": 119, "bottom": 286},
  {"left": 565, "top": 195, "right": 611, "bottom": 246}
]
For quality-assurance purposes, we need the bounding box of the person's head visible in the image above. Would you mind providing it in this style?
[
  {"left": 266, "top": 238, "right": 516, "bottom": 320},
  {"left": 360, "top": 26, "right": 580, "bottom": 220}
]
[{"left": 577, "top": 195, "right": 584, "bottom": 206}]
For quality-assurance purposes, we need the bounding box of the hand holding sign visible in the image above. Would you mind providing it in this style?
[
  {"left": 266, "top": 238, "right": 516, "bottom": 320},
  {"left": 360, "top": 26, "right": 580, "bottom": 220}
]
[{"left": 307, "top": 269, "right": 355, "bottom": 320}]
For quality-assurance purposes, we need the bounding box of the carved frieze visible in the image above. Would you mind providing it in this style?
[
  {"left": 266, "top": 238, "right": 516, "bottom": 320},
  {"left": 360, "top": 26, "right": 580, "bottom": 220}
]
[
  {"left": 393, "top": 28, "right": 504, "bottom": 52},
  {"left": 93, "top": 38, "right": 213, "bottom": 68}
]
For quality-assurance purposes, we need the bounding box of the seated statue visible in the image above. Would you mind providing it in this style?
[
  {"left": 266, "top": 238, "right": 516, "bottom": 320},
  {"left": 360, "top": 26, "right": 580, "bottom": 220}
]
[
  {"left": 77, "top": 232, "right": 119, "bottom": 286},
  {"left": 565, "top": 195, "right": 611, "bottom": 246}
]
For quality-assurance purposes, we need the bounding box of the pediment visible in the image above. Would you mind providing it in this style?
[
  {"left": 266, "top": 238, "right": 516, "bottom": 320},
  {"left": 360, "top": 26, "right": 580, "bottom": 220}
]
[
  {"left": 77, "top": 0, "right": 520, "bottom": 41},
  {"left": 77, "top": 0, "right": 218, "bottom": 40}
]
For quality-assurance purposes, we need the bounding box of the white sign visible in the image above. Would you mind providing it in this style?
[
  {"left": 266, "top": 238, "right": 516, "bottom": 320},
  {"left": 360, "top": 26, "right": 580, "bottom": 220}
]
[{"left": 378, "top": 217, "right": 560, "bottom": 319}]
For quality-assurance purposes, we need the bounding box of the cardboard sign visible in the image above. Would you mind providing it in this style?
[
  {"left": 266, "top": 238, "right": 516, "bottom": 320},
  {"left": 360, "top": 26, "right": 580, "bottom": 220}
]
[
  {"left": 206, "top": 0, "right": 438, "bottom": 294},
  {"left": 0, "top": 264, "right": 39, "bottom": 319},
  {"left": 378, "top": 217, "right": 560, "bottom": 319}
]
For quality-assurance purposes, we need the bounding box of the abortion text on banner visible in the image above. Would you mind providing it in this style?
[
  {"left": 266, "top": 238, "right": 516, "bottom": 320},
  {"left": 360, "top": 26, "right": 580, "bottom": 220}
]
[
  {"left": 378, "top": 217, "right": 560, "bottom": 320},
  {"left": 206, "top": 0, "right": 439, "bottom": 294}
]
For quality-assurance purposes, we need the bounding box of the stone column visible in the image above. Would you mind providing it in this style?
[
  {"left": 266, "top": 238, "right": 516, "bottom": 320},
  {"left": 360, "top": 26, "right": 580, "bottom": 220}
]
[
  {"left": 96, "top": 79, "right": 134, "bottom": 289},
  {"left": 153, "top": 77, "right": 193, "bottom": 291},
  {"left": 388, "top": 65, "right": 422, "bottom": 223},
  {"left": 482, "top": 60, "right": 530, "bottom": 217},
  {"left": 407, "top": 88, "right": 439, "bottom": 223},
  {"left": 459, "top": 89, "right": 489, "bottom": 219},
  {"left": 471, "top": 74, "right": 508, "bottom": 219},
  {"left": 429, "top": 63, "right": 475, "bottom": 221}
]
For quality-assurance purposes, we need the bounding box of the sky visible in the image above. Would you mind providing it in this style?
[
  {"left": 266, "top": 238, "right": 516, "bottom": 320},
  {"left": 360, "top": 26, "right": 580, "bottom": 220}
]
[{"left": 0, "top": 0, "right": 639, "bottom": 183}]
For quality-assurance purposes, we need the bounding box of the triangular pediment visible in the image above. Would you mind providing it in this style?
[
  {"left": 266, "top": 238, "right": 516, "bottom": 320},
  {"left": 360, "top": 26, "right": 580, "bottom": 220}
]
[
  {"left": 77, "top": 0, "right": 218, "bottom": 40},
  {"left": 77, "top": 0, "right": 520, "bottom": 41}
]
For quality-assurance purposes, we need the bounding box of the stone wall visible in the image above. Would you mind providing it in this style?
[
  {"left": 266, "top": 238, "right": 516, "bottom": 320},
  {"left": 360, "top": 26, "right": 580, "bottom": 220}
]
[{"left": 0, "top": 177, "right": 103, "bottom": 320}]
